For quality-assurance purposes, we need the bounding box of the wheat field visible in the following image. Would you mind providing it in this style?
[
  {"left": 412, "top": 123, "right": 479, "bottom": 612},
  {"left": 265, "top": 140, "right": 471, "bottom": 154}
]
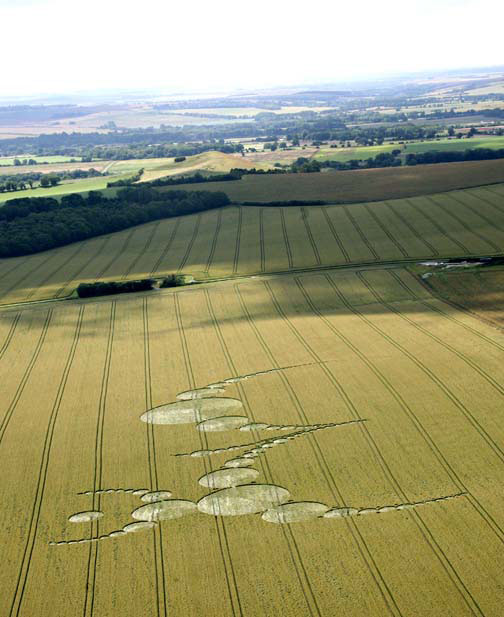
[
  {"left": 1, "top": 265, "right": 504, "bottom": 616},
  {"left": 1, "top": 184, "right": 504, "bottom": 306}
]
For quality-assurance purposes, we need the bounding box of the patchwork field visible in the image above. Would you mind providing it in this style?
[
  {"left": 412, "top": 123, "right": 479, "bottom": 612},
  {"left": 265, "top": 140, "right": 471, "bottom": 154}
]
[
  {"left": 0, "top": 151, "right": 268, "bottom": 202},
  {"left": 1, "top": 264, "right": 504, "bottom": 616},
  {"left": 1, "top": 183, "right": 504, "bottom": 306},
  {"left": 0, "top": 174, "right": 127, "bottom": 203},
  {"left": 312, "top": 136, "right": 504, "bottom": 164},
  {"left": 0, "top": 160, "right": 111, "bottom": 178},
  {"left": 159, "top": 160, "right": 504, "bottom": 203}
]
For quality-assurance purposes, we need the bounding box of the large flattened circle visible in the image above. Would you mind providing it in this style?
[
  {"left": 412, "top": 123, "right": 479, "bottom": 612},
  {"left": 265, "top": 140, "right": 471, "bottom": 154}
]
[
  {"left": 197, "top": 484, "right": 290, "bottom": 516},
  {"left": 140, "top": 398, "right": 244, "bottom": 425}
]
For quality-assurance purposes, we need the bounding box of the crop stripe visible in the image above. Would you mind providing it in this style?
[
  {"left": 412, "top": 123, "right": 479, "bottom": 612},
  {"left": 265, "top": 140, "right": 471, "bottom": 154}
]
[
  {"left": 10, "top": 306, "right": 84, "bottom": 617},
  {"left": 204, "top": 288, "right": 321, "bottom": 617},
  {"left": 83, "top": 302, "right": 116, "bottom": 617},
  {"left": 235, "top": 283, "right": 402, "bottom": 617},
  {"left": 0, "top": 310, "right": 52, "bottom": 445},
  {"left": 173, "top": 294, "right": 242, "bottom": 617},
  {"left": 143, "top": 298, "right": 168, "bottom": 617}
]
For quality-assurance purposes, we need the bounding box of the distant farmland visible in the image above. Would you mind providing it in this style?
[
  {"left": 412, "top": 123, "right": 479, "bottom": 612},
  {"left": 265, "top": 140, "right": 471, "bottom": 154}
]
[
  {"left": 313, "top": 136, "right": 504, "bottom": 164},
  {"left": 1, "top": 183, "right": 504, "bottom": 305},
  {"left": 159, "top": 160, "right": 504, "bottom": 203}
]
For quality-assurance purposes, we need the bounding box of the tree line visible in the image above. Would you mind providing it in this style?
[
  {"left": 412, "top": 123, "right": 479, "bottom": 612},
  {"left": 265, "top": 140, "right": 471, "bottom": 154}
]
[
  {"left": 405, "top": 148, "right": 504, "bottom": 165},
  {"left": 0, "top": 187, "right": 230, "bottom": 257},
  {"left": 0, "top": 168, "right": 103, "bottom": 194},
  {"left": 291, "top": 147, "right": 504, "bottom": 172}
]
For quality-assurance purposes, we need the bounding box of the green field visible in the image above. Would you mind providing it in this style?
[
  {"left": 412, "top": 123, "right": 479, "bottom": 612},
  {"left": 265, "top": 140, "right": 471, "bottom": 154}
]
[
  {"left": 404, "top": 136, "right": 504, "bottom": 154},
  {"left": 314, "top": 136, "right": 504, "bottom": 163},
  {"left": 114, "top": 151, "right": 267, "bottom": 182},
  {"left": 0, "top": 174, "right": 126, "bottom": 203},
  {"left": 0, "top": 155, "right": 84, "bottom": 166}
]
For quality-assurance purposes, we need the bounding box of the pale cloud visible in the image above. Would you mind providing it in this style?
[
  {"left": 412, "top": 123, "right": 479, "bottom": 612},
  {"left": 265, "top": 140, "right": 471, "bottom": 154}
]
[{"left": 0, "top": 0, "right": 503, "bottom": 97}]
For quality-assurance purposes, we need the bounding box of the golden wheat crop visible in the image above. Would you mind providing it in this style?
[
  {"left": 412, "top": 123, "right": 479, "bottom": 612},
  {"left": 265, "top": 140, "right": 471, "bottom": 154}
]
[
  {"left": 1, "top": 266, "right": 504, "bottom": 616},
  {"left": 1, "top": 184, "right": 504, "bottom": 306}
]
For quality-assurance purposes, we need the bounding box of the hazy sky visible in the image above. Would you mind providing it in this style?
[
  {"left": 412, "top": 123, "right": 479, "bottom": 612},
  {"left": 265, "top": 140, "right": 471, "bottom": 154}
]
[{"left": 1, "top": 0, "right": 503, "bottom": 97}]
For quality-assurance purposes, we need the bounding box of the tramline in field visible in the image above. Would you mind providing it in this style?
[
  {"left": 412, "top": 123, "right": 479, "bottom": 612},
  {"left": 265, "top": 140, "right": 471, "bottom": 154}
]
[
  {"left": 1, "top": 266, "right": 504, "bottom": 616},
  {"left": 0, "top": 183, "right": 504, "bottom": 306}
]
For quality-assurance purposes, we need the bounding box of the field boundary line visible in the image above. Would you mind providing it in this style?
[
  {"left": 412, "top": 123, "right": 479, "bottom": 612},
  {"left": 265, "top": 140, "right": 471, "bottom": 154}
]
[
  {"left": 173, "top": 294, "right": 242, "bottom": 617},
  {"left": 204, "top": 288, "right": 322, "bottom": 617},
  {"left": 83, "top": 302, "right": 116, "bottom": 617},
  {"left": 9, "top": 306, "right": 84, "bottom": 617},
  {"left": 0, "top": 310, "right": 52, "bottom": 445},
  {"left": 322, "top": 272, "right": 504, "bottom": 547},
  {"left": 4, "top": 251, "right": 504, "bottom": 312},
  {"left": 235, "top": 283, "right": 403, "bottom": 617},
  {"left": 266, "top": 278, "right": 484, "bottom": 617}
]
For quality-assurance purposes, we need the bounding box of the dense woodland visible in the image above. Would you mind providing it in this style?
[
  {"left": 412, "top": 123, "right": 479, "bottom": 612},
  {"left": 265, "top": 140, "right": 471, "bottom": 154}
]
[{"left": 0, "top": 187, "right": 230, "bottom": 257}]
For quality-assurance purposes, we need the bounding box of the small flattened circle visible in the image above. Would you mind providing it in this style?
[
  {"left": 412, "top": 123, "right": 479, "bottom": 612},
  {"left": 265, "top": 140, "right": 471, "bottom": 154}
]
[
  {"left": 123, "top": 521, "right": 157, "bottom": 533},
  {"left": 177, "top": 387, "right": 225, "bottom": 400},
  {"left": 68, "top": 511, "right": 103, "bottom": 523},
  {"left": 223, "top": 458, "right": 256, "bottom": 468},
  {"left": 262, "top": 502, "right": 329, "bottom": 524},
  {"left": 196, "top": 416, "right": 249, "bottom": 432},
  {"left": 132, "top": 500, "right": 197, "bottom": 522},
  {"left": 324, "top": 507, "right": 359, "bottom": 519},
  {"left": 199, "top": 468, "right": 259, "bottom": 489},
  {"left": 141, "top": 491, "right": 173, "bottom": 503}
]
